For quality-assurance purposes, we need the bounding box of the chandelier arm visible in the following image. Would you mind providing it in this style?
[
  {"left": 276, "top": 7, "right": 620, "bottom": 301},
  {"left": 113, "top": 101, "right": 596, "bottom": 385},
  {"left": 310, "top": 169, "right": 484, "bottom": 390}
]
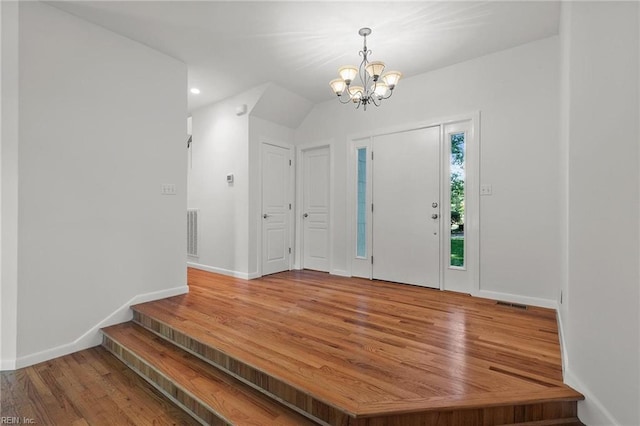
[
  {"left": 338, "top": 95, "right": 352, "bottom": 104},
  {"left": 370, "top": 95, "right": 381, "bottom": 107}
]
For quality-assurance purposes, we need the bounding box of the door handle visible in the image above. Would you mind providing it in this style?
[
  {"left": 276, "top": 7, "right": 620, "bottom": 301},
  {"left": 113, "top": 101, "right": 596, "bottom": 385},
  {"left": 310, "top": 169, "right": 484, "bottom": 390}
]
[
  {"left": 431, "top": 213, "right": 439, "bottom": 219},
  {"left": 263, "top": 214, "right": 269, "bottom": 219},
  {"left": 303, "top": 213, "right": 309, "bottom": 218}
]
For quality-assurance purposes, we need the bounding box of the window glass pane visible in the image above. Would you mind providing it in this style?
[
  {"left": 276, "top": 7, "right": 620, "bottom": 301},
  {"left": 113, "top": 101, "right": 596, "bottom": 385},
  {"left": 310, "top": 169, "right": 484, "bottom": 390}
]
[
  {"left": 450, "top": 133, "right": 465, "bottom": 267},
  {"left": 356, "top": 148, "right": 367, "bottom": 258}
]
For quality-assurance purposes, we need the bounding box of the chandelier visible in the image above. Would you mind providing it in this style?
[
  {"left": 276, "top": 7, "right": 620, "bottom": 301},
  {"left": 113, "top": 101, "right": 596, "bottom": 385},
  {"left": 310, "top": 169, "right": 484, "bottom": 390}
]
[{"left": 329, "top": 28, "right": 402, "bottom": 110}]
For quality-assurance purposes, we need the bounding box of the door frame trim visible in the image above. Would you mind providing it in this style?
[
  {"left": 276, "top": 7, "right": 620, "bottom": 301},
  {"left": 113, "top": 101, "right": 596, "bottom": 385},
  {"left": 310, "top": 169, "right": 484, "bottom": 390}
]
[
  {"left": 346, "top": 112, "right": 480, "bottom": 295},
  {"left": 258, "top": 139, "right": 295, "bottom": 277},
  {"left": 295, "top": 140, "right": 333, "bottom": 273}
]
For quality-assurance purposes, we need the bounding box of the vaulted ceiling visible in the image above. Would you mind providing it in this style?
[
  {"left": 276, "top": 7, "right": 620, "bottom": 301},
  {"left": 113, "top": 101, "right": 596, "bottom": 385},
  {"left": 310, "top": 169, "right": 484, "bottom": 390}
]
[{"left": 49, "top": 1, "right": 560, "bottom": 112}]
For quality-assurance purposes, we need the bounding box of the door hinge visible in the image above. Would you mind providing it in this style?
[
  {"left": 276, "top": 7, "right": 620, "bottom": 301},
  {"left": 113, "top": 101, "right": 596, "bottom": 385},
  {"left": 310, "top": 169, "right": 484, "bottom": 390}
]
[
  {"left": 289, "top": 159, "right": 292, "bottom": 166},
  {"left": 371, "top": 203, "right": 374, "bottom": 213},
  {"left": 289, "top": 203, "right": 291, "bottom": 210},
  {"left": 371, "top": 256, "right": 374, "bottom": 264},
  {"left": 371, "top": 151, "right": 374, "bottom": 160},
  {"left": 288, "top": 247, "right": 292, "bottom": 254}
]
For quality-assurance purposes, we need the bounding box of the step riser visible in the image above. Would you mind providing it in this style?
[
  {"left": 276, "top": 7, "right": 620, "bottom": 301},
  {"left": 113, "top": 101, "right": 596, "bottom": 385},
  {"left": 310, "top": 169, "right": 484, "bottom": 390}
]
[
  {"left": 348, "top": 405, "right": 579, "bottom": 426},
  {"left": 103, "top": 335, "right": 229, "bottom": 426},
  {"left": 133, "top": 310, "right": 350, "bottom": 426},
  {"left": 133, "top": 310, "right": 580, "bottom": 426}
]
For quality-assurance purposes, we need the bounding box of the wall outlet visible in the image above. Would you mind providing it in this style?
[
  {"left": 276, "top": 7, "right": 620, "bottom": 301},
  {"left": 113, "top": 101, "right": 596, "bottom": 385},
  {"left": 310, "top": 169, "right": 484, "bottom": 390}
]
[
  {"left": 161, "top": 184, "right": 176, "bottom": 195},
  {"left": 480, "top": 184, "right": 493, "bottom": 196}
]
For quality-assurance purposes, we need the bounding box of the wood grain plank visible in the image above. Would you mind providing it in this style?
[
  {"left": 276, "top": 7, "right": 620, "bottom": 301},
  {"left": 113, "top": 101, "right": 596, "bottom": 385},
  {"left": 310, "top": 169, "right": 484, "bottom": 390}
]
[
  {"left": 102, "top": 322, "right": 318, "bottom": 426},
  {"left": 131, "top": 268, "right": 582, "bottom": 419},
  {"left": 3, "top": 268, "right": 583, "bottom": 425},
  {"left": 0, "top": 347, "right": 198, "bottom": 426}
]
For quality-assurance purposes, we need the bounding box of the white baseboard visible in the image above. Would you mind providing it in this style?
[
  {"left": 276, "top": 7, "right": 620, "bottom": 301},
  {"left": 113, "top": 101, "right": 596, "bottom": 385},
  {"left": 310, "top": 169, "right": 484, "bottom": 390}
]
[
  {"left": 1, "top": 359, "right": 16, "bottom": 371},
  {"left": 564, "top": 369, "right": 620, "bottom": 426},
  {"left": 13, "top": 285, "right": 188, "bottom": 370},
  {"left": 556, "top": 308, "right": 569, "bottom": 375},
  {"left": 187, "top": 261, "right": 257, "bottom": 280},
  {"left": 557, "top": 310, "right": 622, "bottom": 426},
  {"left": 476, "top": 289, "right": 558, "bottom": 309},
  {"left": 331, "top": 269, "right": 350, "bottom": 277}
]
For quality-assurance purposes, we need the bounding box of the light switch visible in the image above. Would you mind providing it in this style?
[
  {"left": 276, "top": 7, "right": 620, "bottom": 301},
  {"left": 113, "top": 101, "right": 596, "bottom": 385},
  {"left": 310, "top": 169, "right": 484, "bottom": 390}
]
[
  {"left": 480, "top": 184, "right": 492, "bottom": 196},
  {"left": 161, "top": 184, "right": 177, "bottom": 195}
]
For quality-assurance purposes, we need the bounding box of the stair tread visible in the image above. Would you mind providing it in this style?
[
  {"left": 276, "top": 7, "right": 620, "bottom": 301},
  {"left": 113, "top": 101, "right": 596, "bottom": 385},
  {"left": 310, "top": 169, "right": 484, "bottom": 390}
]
[
  {"left": 102, "top": 322, "right": 316, "bottom": 426},
  {"left": 132, "top": 300, "right": 584, "bottom": 416}
]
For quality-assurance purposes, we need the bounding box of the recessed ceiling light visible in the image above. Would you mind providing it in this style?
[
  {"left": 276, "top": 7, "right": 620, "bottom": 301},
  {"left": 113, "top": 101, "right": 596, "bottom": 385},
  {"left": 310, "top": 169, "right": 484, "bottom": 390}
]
[{"left": 190, "top": 88, "right": 201, "bottom": 94}]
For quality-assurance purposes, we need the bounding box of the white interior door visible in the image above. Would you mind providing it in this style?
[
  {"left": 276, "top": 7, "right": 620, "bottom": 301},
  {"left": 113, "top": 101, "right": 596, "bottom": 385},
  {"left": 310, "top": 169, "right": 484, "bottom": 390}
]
[
  {"left": 262, "top": 143, "right": 291, "bottom": 275},
  {"left": 302, "top": 146, "right": 330, "bottom": 272},
  {"left": 372, "top": 126, "right": 440, "bottom": 288}
]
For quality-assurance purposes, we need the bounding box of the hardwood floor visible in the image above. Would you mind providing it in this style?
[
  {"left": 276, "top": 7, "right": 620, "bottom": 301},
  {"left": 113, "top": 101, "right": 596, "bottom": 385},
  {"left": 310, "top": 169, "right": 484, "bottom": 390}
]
[
  {"left": 131, "top": 268, "right": 582, "bottom": 424},
  {"left": 102, "top": 322, "right": 316, "bottom": 425},
  {"left": 2, "top": 268, "right": 583, "bottom": 425},
  {"left": 0, "top": 347, "right": 199, "bottom": 425}
]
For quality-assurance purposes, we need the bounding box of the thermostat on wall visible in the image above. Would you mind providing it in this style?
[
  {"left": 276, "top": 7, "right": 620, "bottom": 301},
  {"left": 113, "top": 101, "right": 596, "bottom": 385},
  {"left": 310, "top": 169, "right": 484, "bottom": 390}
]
[{"left": 226, "top": 174, "right": 234, "bottom": 184}]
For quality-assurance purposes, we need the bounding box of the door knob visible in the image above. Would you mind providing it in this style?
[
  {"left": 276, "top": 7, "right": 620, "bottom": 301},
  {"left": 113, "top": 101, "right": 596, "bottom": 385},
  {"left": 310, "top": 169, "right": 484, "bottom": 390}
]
[
  {"left": 432, "top": 202, "right": 438, "bottom": 208},
  {"left": 263, "top": 214, "right": 268, "bottom": 219},
  {"left": 431, "top": 213, "right": 439, "bottom": 219},
  {"left": 303, "top": 213, "right": 309, "bottom": 218}
]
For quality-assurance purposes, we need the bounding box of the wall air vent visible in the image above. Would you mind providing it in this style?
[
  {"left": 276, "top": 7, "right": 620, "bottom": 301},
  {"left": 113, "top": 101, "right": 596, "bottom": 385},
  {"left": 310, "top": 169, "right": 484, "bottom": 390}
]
[{"left": 187, "top": 209, "right": 198, "bottom": 257}]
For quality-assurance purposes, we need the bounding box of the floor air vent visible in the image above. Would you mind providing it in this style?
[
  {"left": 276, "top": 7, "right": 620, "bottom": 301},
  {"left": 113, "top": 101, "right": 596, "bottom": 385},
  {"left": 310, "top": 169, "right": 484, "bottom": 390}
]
[
  {"left": 187, "top": 209, "right": 198, "bottom": 257},
  {"left": 496, "top": 301, "right": 528, "bottom": 310}
]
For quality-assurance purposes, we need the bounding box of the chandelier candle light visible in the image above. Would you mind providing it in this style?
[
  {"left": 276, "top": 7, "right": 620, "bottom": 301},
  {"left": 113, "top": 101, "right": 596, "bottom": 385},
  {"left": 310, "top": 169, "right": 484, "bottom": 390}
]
[{"left": 329, "top": 27, "right": 402, "bottom": 110}]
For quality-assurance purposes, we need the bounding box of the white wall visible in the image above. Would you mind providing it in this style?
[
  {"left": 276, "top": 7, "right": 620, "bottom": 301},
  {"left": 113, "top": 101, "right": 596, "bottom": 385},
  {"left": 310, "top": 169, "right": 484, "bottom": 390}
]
[
  {"left": 250, "top": 84, "right": 313, "bottom": 130},
  {"left": 11, "top": 2, "right": 188, "bottom": 367},
  {"left": 561, "top": 2, "right": 640, "bottom": 425},
  {"left": 295, "top": 36, "right": 561, "bottom": 305},
  {"left": 187, "top": 86, "right": 264, "bottom": 278},
  {"left": 0, "top": 0, "right": 20, "bottom": 370},
  {"left": 189, "top": 84, "right": 306, "bottom": 278}
]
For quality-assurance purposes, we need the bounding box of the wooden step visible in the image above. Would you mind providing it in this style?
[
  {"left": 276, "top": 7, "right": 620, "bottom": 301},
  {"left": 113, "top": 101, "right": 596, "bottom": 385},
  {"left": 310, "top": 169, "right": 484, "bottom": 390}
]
[
  {"left": 125, "top": 269, "right": 584, "bottom": 425},
  {"left": 101, "top": 322, "right": 317, "bottom": 426},
  {"left": 510, "top": 419, "right": 584, "bottom": 426},
  {"left": 130, "top": 306, "right": 582, "bottom": 426},
  {"left": 131, "top": 306, "right": 353, "bottom": 425}
]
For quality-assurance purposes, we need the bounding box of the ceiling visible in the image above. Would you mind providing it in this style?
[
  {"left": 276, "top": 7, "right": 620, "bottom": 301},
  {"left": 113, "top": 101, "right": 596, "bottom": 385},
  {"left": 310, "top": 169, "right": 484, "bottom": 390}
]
[{"left": 49, "top": 1, "right": 560, "bottom": 112}]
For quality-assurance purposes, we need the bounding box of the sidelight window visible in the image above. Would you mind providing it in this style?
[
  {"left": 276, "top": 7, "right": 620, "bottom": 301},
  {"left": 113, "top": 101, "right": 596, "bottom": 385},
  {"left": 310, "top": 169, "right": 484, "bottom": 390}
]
[
  {"left": 356, "top": 148, "right": 367, "bottom": 258},
  {"left": 450, "top": 133, "right": 465, "bottom": 267}
]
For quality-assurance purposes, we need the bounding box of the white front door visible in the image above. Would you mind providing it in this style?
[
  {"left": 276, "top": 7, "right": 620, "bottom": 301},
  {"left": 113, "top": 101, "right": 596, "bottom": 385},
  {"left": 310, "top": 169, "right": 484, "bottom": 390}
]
[
  {"left": 262, "top": 143, "right": 291, "bottom": 275},
  {"left": 372, "top": 126, "right": 441, "bottom": 288},
  {"left": 302, "top": 146, "right": 330, "bottom": 272}
]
